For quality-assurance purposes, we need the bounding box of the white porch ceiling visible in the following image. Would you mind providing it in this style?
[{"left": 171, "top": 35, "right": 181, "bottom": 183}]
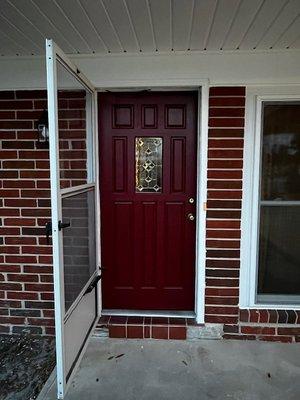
[{"left": 0, "top": 0, "right": 300, "bottom": 57}]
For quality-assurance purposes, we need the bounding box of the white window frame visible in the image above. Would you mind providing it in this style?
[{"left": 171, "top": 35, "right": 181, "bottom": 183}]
[{"left": 240, "top": 85, "right": 300, "bottom": 310}]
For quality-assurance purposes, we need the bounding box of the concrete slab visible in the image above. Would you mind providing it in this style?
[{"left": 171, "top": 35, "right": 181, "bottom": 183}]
[{"left": 41, "top": 338, "right": 300, "bottom": 400}]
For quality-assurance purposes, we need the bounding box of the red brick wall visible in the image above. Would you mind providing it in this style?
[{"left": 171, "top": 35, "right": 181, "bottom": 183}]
[
  {"left": 0, "top": 90, "right": 86, "bottom": 335},
  {"left": 1, "top": 88, "right": 300, "bottom": 341},
  {"left": 206, "top": 87, "right": 300, "bottom": 343}
]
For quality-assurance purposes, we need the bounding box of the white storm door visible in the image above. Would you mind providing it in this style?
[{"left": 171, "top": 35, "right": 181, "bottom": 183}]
[{"left": 46, "top": 39, "right": 100, "bottom": 399}]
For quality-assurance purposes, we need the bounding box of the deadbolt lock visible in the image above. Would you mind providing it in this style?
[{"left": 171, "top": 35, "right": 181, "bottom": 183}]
[
  {"left": 188, "top": 197, "right": 195, "bottom": 204},
  {"left": 187, "top": 213, "right": 195, "bottom": 221}
]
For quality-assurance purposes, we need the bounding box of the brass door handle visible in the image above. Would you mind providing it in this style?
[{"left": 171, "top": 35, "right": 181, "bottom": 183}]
[{"left": 187, "top": 213, "right": 195, "bottom": 221}]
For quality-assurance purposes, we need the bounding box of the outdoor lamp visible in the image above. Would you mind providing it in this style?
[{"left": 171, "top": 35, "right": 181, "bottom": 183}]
[{"left": 37, "top": 109, "right": 49, "bottom": 143}]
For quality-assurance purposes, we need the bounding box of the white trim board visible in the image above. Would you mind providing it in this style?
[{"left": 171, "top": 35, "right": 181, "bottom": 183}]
[
  {"left": 240, "top": 85, "right": 300, "bottom": 310},
  {"left": 1, "top": 50, "right": 300, "bottom": 90},
  {"left": 97, "top": 80, "right": 209, "bottom": 324}
]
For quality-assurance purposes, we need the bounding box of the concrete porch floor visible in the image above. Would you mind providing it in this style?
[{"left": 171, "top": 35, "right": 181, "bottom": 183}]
[{"left": 41, "top": 338, "right": 300, "bottom": 400}]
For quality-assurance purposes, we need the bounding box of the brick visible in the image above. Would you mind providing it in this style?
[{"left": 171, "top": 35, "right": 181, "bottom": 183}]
[
  {"left": 277, "top": 328, "right": 300, "bottom": 335},
  {"left": 223, "top": 325, "right": 239, "bottom": 333},
  {"left": 259, "top": 336, "right": 293, "bottom": 343},
  {"left": 0, "top": 246, "right": 20, "bottom": 254},
  {"left": 207, "top": 170, "right": 242, "bottom": 179},
  {"left": 0, "top": 299, "right": 21, "bottom": 308},
  {"left": 25, "top": 301, "right": 54, "bottom": 309},
  {"left": 109, "top": 325, "right": 126, "bottom": 338},
  {"left": 206, "top": 269, "right": 239, "bottom": 278},
  {"left": 21, "top": 190, "right": 50, "bottom": 198},
  {"left": 23, "top": 265, "right": 53, "bottom": 273},
  {"left": 208, "top": 181, "right": 242, "bottom": 190},
  {"left": 28, "top": 318, "right": 55, "bottom": 326},
  {"left": 206, "top": 240, "right": 240, "bottom": 249},
  {"left": 0, "top": 91, "right": 15, "bottom": 99},
  {"left": 19, "top": 150, "right": 49, "bottom": 159},
  {"left": 205, "top": 306, "right": 238, "bottom": 315},
  {"left": 7, "top": 274, "right": 39, "bottom": 282},
  {"left": 209, "top": 108, "right": 245, "bottom": 118},
  {"left": 205, "top": 288, "right": 239, "bottom": 296},
  {"left": 5, "top": 199, "right": 36, "bottom": 207},
  {"left": 0, "top": 121, "right": 32, "bottom": 129},
  {"left": 24, "top": 283, "right": 53, "bottom": 292},
  {"left": 0, "top": 283, "right": 22, "bottom": 291},
  {"left": 0, "top": 150, "right": 18, "bottom": 159},
  {"left": 0, "top": 100, "right": 33, "bottom": 109},
  {"left": 3, "top": 180, "right": 35, "bottom": 188},
  {"left": 7, "top": 291, "right": 38, "bottom": 300},
  {"left": 0, "top": 265, "right": 21, "bottom": 272},
  {"left": 5, "top": 255, "right": 37, "bottom": 263},
  {"left": 10, "top": 309, "right": 40, "bottom": 317},
  {"left": 0, "top": 189, "right": 20, "bottom": 198},
  {"left": 3, "top": 160, "right": 34, "bottom": 169},
  {"left": 206, "top": 315, "right": 238, "bottom": 324},
  {"left": 0, "top": 316, "right": 25, "bottom": 324},
  {"left": 241, "top": 326, "right": 276, "bottom": 335},
  {"left": 5, "top": 237, "right": 36, "bottom": 245},
  {"left": 210, "top": 87, "right": 245, "bottom": 96},
  {"left": 15, "top": 90, "right": 46, "bottom": 99},
  {"left": 223, "top": 334, "right": 256, "bottom": 340},
  {"left": 4, "top": 218, "right": 36, "bottom": 226},
  {"left": 205, "top": 297, "right": 238, "bottom": 305},
  {"left": 12, "top": 326, "right": 43, "bottom": 334},
  {"left": 0, "top": 170, "right": 18, "bottom": 179},
  {"left": 2, "top": 141, "right": 34, "bottom": 149}
]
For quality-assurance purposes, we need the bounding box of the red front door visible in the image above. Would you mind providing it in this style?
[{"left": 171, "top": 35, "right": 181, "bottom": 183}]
[{"left": 99, "top": 92, "right": 197, "bottom": 310}]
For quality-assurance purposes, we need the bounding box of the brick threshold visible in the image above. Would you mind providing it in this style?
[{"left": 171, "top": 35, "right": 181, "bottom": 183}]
[{"left": 96, "top": 316, "right": 203, "bottom": 340}]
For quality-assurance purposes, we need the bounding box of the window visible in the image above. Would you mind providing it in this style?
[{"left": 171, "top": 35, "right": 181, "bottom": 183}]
[
  {"left": 240, "top": 89, "right": 300, "bottom": 308},
  {"left": 257, "top": 102, "right": 300, "bottom": 302}
]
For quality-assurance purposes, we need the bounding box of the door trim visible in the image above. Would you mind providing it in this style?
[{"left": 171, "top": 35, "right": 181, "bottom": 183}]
[{"left": 97, "top": 79, "right": 209, "bottom": 324}]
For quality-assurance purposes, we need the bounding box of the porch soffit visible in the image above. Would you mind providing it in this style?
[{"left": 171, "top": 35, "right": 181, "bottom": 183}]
[{"left": 0, "top": 0, "right": 300, "bottom": 57}]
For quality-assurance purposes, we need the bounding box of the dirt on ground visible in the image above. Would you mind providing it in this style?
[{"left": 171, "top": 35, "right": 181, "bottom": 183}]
[{"left": 0, "top": 334, "right": 55, "bottom": 400}]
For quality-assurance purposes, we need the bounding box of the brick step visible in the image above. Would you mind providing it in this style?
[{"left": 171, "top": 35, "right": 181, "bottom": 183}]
[{"left": 95, "top": 316, "right": 200, "bottom": 340}]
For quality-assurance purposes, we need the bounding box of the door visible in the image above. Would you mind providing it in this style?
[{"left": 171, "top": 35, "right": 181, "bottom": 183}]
[
  {"left": 100, "top": 92, "right": 197, "bottom": 311},
  {"left": 46, "top": 40, "right": 100, "bottom": 399}
]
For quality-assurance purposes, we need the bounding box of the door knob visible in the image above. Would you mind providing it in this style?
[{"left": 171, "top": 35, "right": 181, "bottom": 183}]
[{"left": 187, "top": 213, "right": 195, "bottom": 221}]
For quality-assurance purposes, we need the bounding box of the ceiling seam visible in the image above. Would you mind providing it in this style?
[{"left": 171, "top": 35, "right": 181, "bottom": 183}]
[
  {"left": 272, "top": 12, "right": 300, "bottom": 48},
  {"left": 30, "top": 0, "right": 78, "bottom": 54},
  {"left": 77, "top": 0, "right": 110, "bottom": 53},
  {"left": 186, "top": 0, "right": 195, "bottom": 51},
  {"left": 220, "top": 0, "right": 242, "bottom": 50},
  {"left": 146, "top": 0, "right": 158, "bottom": 51},
  {"left": 122, "top": 0, "right": 142, "bottom": 52},
  {"left": 0, "top": 11, "right": 43, "bottom": 51},
  {"left": 203, "top": 0, "right": 219, "bottom": 50},
  {"left": 53, "top": 0, "right": 94, "bottom": 53},
  {"left": 6, "top": 0, "right": 46, "bottom": 47},
  {"left": 255, "top": 0, "right": 290, "bottom": 49},
  {"left": 99, "top": 0, "right": 125, "bottom": 52},
  {"left": 236, "top": 0, "right": 265, "bottom": 49}
]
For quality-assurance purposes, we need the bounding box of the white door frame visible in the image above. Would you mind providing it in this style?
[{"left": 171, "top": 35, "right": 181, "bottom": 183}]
[
  {"left": 97, "top": 79, "right": 209, "bottom": 324},
  {"left": 46, "top": 39, "right": 101, "bottom": 399}
]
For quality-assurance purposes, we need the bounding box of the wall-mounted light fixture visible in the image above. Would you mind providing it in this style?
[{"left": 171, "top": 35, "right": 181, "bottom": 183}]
[{"left": 37, "top": 109, "right": 49, "bottom": 144}]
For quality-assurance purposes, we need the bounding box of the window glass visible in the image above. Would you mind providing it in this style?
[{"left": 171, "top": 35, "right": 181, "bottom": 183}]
[{"left": 257, "top": 102, "right": 300, "bottom": 301}]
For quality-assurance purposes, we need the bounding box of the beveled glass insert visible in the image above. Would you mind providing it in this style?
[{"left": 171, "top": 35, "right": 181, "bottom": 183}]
[{"left": 135, "top": 137, "right": 162, "bottom": 192}]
